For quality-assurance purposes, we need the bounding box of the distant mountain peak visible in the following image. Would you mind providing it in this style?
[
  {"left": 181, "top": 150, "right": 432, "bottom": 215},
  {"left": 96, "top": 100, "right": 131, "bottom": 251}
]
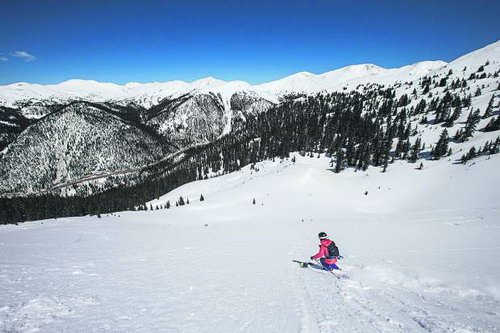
[{"left": 0, "top": 40, "right": 498, "bottom": 107}]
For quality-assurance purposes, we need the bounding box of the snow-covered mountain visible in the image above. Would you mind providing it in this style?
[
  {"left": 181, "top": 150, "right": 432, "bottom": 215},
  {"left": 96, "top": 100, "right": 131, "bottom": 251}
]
[
  {"left": 0, "top": 40, "right": 498, "bottom": 201},
  {"left": 0, "top": 102, "right": 174, "bottom": 195},
  {"left": 254, "top": 61, "right": 447, "bottom": 94},
  {"left": 3, "top": 43, "right": 497, "bottom": 109},
  {"left": 0, "top": 62, "right": 443, "bottom": 109}
]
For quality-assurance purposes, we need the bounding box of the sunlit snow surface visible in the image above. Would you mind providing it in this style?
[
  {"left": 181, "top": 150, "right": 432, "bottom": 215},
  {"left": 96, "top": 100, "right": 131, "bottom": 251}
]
[{"left": 1, "top": 154, "right": 499, "bottom": 332}]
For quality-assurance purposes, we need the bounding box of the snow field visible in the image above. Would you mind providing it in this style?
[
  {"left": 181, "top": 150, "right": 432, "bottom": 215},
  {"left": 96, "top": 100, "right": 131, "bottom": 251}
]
[{"left": 1, "top": 154, "right": 499, "bottom": 332}]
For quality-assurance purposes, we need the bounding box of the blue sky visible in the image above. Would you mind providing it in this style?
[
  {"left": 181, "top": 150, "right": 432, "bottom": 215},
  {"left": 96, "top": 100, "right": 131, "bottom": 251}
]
[{"left": 0, "top": 0, "right": 499, "bottom": 85}]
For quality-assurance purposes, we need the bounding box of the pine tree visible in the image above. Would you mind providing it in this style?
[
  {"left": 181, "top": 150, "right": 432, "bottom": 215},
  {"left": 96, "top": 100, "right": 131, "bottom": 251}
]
[
  {"left": 493, "top": 137, "right": 500, "bottom": 154},
  {"left": 432, "top": 129, "right": 449, "bottom": 159},
  {"left": 444, "top": 106, "right": 461, "bottom": 127},
  {"left": 461, "top": 146, "right": 477, "bottom": 163},
  {"left": 456, "top": 110, "right": 481, "bottom": 142},
  {"left": 484, "top": 117, "right": 500, "bottom": 132},
  {"left": 474, "top": 87, "right": 482, "bottom": 97},
  {"left": 334, "top": 148, "right": 345, "bottom": 173},
  {"left": 178, "top": 196, "right": 185, "bottom": 206},
  {"left": 482, "top": 95, "right": 495, "bottom": 118},
  {"left": 408, "top": 137, "right": 421, "bottom": 163},
  {"left": 200, "top": 194, "right": 205, "bottom": 202},
  {"left": 395, "top": 138, "right": 405, "bottom": 158}
]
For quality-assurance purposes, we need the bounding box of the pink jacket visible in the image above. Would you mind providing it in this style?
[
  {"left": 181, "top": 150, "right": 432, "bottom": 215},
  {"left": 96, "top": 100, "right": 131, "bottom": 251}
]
[{"left": 311, "top": 239, "right": 338, "bottom": 264}]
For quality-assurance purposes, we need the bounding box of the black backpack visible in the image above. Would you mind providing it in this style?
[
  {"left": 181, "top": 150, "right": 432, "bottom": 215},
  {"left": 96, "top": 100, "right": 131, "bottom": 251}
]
[{"left": 327, "top": 241, "right": 340, "bottom": 258}]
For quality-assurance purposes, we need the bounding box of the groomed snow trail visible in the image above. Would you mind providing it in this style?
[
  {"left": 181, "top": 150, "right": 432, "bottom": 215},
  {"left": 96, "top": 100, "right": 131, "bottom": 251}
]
[{"left": 1, "top": 155, "right": 499, "bottom": 332}]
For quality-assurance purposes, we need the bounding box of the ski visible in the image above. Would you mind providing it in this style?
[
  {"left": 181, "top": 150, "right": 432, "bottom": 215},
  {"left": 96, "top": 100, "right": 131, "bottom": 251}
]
[
  {"left": 293, "top": 260, "right": 342, "bottom": 279},
  {"left": 292, "top": 260, "right": 314, "bottom": 268}
]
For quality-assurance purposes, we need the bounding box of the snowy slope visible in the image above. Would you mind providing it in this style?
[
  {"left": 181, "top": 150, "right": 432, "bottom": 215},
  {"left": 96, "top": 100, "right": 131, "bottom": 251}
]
[
  {"left": 440, "top": 39, "right": 500, "bottom": 76},
  {"left": 254, "top": 61, "right": 446, "bottom": 94},
  {"left": 1, "top": 153, "right": 499, "bottom": 332}
]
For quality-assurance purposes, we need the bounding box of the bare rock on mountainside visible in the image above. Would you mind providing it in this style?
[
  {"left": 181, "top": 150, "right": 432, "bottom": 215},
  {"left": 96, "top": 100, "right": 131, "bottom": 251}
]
[{"left": 147, "top": 93, "right": 226, "bottom": 147}]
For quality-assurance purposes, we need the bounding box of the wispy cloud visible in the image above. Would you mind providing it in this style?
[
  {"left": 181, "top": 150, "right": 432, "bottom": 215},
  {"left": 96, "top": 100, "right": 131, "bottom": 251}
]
[
  {"left": 0, "top": 56, "right": 8, "bottom": 62},
  {"left": 11, "top": 50, "right": 36, "bottom": 62}
]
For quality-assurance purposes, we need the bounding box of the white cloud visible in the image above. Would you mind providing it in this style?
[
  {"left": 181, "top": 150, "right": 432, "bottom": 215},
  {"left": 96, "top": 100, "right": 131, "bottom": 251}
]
[
  {"left": 11, "top": 51, "right": 36, "bottom": 62},
  {"left": 0, "top": 56, "right": 8, "bottom": 62}
]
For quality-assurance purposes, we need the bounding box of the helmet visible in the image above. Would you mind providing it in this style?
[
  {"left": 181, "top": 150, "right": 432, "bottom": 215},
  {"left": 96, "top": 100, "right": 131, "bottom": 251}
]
[{"left": 318, "top": 232, "right": 328, "bottom": 239}]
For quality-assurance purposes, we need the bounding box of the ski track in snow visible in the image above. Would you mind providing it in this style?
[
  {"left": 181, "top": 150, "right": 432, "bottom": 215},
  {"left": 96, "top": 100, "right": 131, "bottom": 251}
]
[
  {"left": 1, "top": 155, "right": 500, "bottom": 332},
  {"left": 289, "top": 241, "right": 499, "bottom": 333}
]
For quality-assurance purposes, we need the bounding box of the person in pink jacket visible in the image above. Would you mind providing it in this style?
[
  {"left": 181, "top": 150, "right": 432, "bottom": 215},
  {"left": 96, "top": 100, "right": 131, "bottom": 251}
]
[{"left": 311, "top": 232, "right": 340, "bottom": 271}]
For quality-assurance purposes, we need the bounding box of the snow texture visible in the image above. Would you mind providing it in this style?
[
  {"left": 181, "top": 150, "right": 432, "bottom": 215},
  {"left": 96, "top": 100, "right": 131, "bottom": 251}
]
[{"left": 1, "top": 154, "right": 499, "bottom": 332}]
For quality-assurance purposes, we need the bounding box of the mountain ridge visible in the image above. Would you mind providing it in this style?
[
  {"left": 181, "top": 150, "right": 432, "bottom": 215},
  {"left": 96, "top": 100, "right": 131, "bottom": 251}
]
[
  {"left": 4, "top": 41, "right": 500, "bottom": 107},
  {"left": 0, "top": 59, "right": 445, "bottom": 107},
  {"left": 1, "top": 40, "right": 498, "bottom": 109}
]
